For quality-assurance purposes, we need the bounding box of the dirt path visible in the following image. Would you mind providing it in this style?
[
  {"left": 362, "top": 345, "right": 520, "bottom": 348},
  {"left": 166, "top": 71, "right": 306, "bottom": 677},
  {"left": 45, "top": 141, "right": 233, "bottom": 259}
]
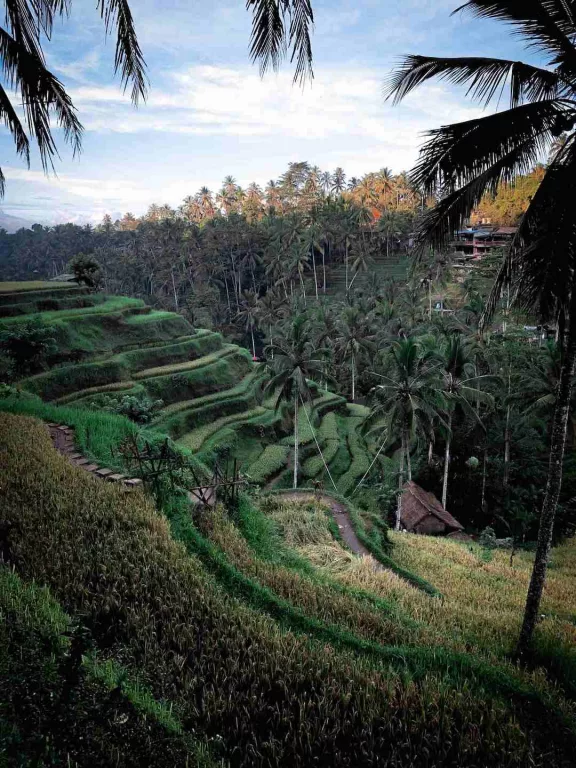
[{"left": 276, "top": 490, "right": 382, "bottom": 570}]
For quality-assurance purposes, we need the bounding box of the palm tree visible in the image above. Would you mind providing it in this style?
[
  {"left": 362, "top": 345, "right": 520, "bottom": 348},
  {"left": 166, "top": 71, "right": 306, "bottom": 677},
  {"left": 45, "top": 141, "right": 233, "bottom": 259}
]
[
  {"left": 387, "top": 0, "right": 576, "bottom": 658},
  {"left": 265, "top": 316, "right": 326, "bottom": 488},
  {"left": 237, "top": 290, "right": 260, "bottom": 358},
  {"left": 248, "top": 1, "right": 314, "bottom": 84},
  {"left": 257, "top": 290, "right": 287, "bottom": 357},
  {"left": 2, "top": 1, "right": 311, "bottom": 191},
  {"left": 368, "top": 338, "right": 444, "bottom": 528},
  {"left": 320, "top": 170, "right": 332, "bottom": 196},
  {"left": 334, "top": 306, "right": 375, "bottom": 401},
  {"left": 437, "top": 334, "right": 494, "bottom": 509},
  {"left": 331, "top": 167, "right": 347, "bottom": 195}
]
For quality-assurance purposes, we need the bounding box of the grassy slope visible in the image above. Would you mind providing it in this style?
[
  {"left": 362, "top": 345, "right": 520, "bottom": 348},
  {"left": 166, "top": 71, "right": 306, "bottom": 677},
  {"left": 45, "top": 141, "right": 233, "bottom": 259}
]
[
  {"left": 0, "top": 567, "right": 215, "bottom": 767},
  {"left": 2, "top": 411, "right": 574, "bottom": 768}
]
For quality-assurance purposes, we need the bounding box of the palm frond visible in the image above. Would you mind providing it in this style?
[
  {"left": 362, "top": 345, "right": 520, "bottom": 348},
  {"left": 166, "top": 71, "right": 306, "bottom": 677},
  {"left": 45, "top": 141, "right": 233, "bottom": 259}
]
[
  {"left": 0, "top": 82, "right": 29, "bottom": 165},
  {"left": 412, "top": 99, "right": 572, "bottom": 196},
  {"left": 97, "top": 0, "right": 148, "bottom": 103},
  {"left": 0, "top": 27, "right": 82, "bottom": 172},
  {"left": 385, "top": 55, "right": 564, "bottom": 108},
  {"left": 454, "top": 1, "right": 576, "bottom": 73},
  {"left": 411, "top": 142, "right": 536, "bottom": 254},
  {"left": 4, "top": 0, "right": 45, "bottom": 60},
  {"left": 483, "top": 133, "right": 576, "bottom": 324},
  {"left": 247, "top": 0, "right": 314, "bottom": 84}
]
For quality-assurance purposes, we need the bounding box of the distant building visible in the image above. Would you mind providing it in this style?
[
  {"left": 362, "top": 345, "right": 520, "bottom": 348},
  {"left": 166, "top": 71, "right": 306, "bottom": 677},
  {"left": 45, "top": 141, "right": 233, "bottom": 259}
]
[
  {"left": 399, "top": 481, "right": 465, "bottom": 537},
  {"left": 452, "top": 226, "right": 517, "bottom": 260}
]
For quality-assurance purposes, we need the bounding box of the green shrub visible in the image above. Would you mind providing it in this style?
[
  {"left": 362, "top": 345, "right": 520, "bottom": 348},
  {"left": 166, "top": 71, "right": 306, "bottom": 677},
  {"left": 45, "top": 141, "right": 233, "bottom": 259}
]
[
  {"left": 69, "top": 254, "right": 102, "bottom": 288},
  {"left": 91, "top": 392, "right": 164, "bottom": 424},
  {"left": 0, "top": 318, "right": 58, "bottom": 375}
]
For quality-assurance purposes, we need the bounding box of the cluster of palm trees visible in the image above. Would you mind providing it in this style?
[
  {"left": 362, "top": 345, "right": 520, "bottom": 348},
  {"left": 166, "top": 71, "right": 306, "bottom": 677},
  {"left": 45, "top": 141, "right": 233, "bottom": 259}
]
[
  {"left": 110, "top": 162, "right": 422, "bottom": 230},
  {"left": 263, "top": 294, "right": 567, "bottom": 540}
]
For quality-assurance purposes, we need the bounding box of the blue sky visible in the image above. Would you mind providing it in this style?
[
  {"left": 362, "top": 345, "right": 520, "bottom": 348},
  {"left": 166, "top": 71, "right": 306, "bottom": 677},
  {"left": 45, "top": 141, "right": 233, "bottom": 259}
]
[{"left": 1, "top": 0, "right": 532, "bottom": 225}]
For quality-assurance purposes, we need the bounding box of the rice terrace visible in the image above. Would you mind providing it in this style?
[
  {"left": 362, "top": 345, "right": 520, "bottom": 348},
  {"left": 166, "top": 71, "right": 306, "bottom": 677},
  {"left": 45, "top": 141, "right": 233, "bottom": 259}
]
[{"left": 2, "top": 0, "right": 576, "bottom": 766}]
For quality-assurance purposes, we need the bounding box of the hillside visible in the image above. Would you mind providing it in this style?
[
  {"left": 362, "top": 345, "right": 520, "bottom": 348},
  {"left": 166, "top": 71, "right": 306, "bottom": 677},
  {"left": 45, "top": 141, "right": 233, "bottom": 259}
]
[
  {"left": 0, "top": 282, "right": 375, "bottom": 494},
  {"left": 2, "top": 282, "right": 576, "bottom": 766}
]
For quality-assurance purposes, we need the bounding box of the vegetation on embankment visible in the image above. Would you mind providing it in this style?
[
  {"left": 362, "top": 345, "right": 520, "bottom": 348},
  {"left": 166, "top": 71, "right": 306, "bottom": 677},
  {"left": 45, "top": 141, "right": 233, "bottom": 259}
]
[
  {"left": 0, "top": 568, "right": 216, "bottom": 767},
  {"left": 3, "top": 411, "right": 575, "bottom": 767}
]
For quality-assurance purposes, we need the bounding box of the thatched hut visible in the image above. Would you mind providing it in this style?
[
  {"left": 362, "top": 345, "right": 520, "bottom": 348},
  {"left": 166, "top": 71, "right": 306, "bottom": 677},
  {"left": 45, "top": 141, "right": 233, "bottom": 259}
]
[{"left": 400, "top": 481, "right": 464, "bottom": 536}]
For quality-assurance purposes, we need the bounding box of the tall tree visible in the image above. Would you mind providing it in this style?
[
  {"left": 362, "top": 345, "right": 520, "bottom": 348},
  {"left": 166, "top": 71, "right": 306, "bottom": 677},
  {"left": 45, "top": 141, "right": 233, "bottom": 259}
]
[
  {"left": 334, "top": 306, "right": 375, "bottom": 401},
  {"left": 265, "top": 315, "right": 325, "bottom": 488},
  {"left": 437, "top": 334, "right": 493, "bottom": 509},
  {"left": 387, "top": 0, "right": 576, "bottom": 657},
  {"left": 368, "top": 338, "right": 444, "bottom": 528}
]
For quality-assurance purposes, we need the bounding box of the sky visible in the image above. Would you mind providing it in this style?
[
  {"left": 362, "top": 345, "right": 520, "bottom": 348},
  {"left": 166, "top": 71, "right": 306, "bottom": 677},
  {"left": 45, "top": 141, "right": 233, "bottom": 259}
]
[{"left": 0, "top": 0, "right": 534, "bottom": 225}]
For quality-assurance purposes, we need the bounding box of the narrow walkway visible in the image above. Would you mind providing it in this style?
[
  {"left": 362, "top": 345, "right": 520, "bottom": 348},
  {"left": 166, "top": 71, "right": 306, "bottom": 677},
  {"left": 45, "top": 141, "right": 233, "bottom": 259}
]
[
  {"left": 47, "top": 423, "right": 142, "bottom": 489},
  {"left": 274, "top": 490, "right": 382, "bottom": 570}
]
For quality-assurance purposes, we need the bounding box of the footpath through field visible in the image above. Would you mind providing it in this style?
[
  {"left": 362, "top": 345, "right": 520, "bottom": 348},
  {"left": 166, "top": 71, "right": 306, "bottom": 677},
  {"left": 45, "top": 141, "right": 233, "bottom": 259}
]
[{"left": 273, "top": 490, "right": 382, "bottom": 569}]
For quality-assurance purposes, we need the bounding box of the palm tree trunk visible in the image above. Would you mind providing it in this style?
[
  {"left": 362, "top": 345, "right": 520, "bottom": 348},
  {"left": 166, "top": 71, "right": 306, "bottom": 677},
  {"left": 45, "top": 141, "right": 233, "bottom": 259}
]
[
  {"left": 251, "top": 327, "right": 256, "bottom": 359},
  {"left": 312, "top": 248, "right": 319, "bottom": 300},
  {"left": 504, "top": 403, "right": 511, "bottom": 488},
  {"left": 299, "top": 270, "right": 307, "bottom": 307},
  {"left": 322, "top": 246, "right": 327, "bottom": 294},
  {"left": 406, "top": 431, "right": 412, "bottom": 482},
  {"left": 171, "top": 270, "right": 178, "bottom": 311},
  {"left": 481, "top": 447, "right": 488, "bottom": 512},
  {"left": 428, "top": 439, "right": 433, "bottom": 466},
  {"left": 224, "top": 279, "right": 232, "bottom": 316},
  {"left": 516, "top": 320, "right": 576, "bottom": 658},
  {"left": 396, "top": 435, "right": 405, "bottom": 531},
  {"left": 442, "top": 411, "right": 453, "bottom": 509},
  {"left": 269, "top": 324, "right": 274, "bottom": 360},
  {"left": 351, "top": 353, "right": 355, "bottom": 401},
  {"left": 293, "top": 395, "right": 299, "bottom": 489},
  {"left": 345, "top": 240, "right": 349, "bottom": 296}
]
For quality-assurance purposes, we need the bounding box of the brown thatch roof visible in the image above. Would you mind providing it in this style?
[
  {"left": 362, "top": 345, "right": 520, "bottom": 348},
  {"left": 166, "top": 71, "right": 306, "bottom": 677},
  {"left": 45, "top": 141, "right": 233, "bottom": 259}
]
[{"left": 400, "top": 481, "right": 464, "bottom": 533}]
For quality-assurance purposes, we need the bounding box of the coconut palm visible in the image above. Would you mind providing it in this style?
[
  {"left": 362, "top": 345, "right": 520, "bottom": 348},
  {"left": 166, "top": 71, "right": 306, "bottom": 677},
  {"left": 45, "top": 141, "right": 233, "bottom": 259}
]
[
  {"left": 265, "top": 315, "right": 327, "bottom": 488},
  {"left": 2, "top": 1, "right": 311, "bottom": 192},
  {"left": 331, "top": 167, "right": 347, "bottom": 195},
  {"left": 248, "top": 1, "right": 314, "bottom": 84},
  {"left": 387, "top": 0, "right": 576, "bottom": 657},
  {"left": 320, "top": 170, "right": 332, "bottom": 196},
  {"left": 334, "top": 306, "right": 375, "bottom": 401},
  {"left": 437, "top": 334, "right": 494, "bottom": 509},
  {"left": 237, "top": 290, "right": 260, "bottom": 358},
  {"left": 367, "top": 338, "right": 445, "bottom": 528},
  {"left": 257, "top": 290, "right": 288, "bottom": 357},
  {"left": 0, "top": 0, "right": 146, "bottom": 191}
]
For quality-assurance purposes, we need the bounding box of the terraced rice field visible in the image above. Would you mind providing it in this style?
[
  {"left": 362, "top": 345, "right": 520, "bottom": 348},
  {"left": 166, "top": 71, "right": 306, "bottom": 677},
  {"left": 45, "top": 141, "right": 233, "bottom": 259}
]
[{"left": 1, "top": 283, "right": 374, "bottom": 493}]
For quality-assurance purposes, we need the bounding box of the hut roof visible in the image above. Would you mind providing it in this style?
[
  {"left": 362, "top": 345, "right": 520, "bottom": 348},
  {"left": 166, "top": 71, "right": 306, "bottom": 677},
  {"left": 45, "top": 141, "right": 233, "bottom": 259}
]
[{"left": 400, "top": 481, "right": 464, "bottom": 532}]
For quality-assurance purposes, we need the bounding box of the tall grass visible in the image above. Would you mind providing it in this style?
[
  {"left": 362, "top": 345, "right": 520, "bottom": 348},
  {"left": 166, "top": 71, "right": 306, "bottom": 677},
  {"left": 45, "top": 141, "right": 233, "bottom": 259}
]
[
  {"left": 0, "top": 567, "right": 217, "bottom": 767},
  {"left": 3, "top": 411, "right": 572, "bottom": 767},
  {"left": 0, "top": 391, "right": 136, "bottom": 468}
]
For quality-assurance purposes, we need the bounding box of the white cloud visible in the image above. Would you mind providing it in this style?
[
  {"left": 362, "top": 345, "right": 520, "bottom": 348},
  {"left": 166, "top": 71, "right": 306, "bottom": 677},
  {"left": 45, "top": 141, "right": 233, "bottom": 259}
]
[{"left": 68, "top": 64, "right": 482, "bottom": 153}]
